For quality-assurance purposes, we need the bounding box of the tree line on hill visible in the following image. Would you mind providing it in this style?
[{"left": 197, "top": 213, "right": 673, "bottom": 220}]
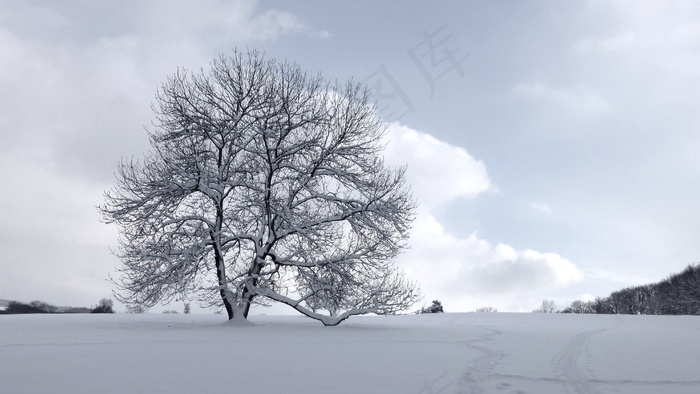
[
  {"left": 562, "top": 263, "right": 700, "bottom": 315},
  {"left": 0, "top": 298, "right": 114, "bottom": 314}
]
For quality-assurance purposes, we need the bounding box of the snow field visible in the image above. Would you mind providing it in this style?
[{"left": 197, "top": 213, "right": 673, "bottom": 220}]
[{"left": 1, "top": 313, "right": 699, "bottom": 393}]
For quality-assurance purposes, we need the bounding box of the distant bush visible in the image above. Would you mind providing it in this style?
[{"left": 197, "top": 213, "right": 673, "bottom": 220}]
[
  {"left": 3, "top": 301, "right": 46, "bottom": 314},
  {"left": 417, "top": 300, "right": 444, "bottom": 314},
  {"left": 475, "top": 306, "right": 497, "bottom": 313},
  {"left": 29, "top": 300, "right": 59, "bottom": 313},
  {"left": 163, "top": 310, "right": 178, "bottom": 314},
  {"left": 64, "top": 307, "right": 92, "bottom": 314},
  {"left": 0, "top": 299, "right": 110, "bottom": 315},
  {"left": 91, "top": 298, "right": 115, "bottom": 314}
]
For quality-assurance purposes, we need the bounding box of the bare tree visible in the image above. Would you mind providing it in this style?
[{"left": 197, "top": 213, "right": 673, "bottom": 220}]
[
  {"left": 100, "top": 49, "right": 419, "bottom": 326},
  {"left": 533, "top": 299, "right": 556, "bottom": 313},
  {"left": 561, "top": 300, "right": 597, "bottom": 314}
]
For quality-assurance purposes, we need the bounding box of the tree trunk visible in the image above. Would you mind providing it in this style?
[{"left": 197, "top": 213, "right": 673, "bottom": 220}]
[
  {"left": 211, "top": 217, "right": 235, "bottom": 320},
  {"left": 220, "top": 287, "right": 234, "bottom": 320},
  {"left": 240, "top": 268, "right": 259, "bottom": 318},
  {"left": 241, "top": 294, "right": 253, "bottom": 319},
  {"left": 211, "top": 196, "right": 237, "bottom": 320},
  {"left": 213, "top": 241, "right": 234, "bottom": 320}
]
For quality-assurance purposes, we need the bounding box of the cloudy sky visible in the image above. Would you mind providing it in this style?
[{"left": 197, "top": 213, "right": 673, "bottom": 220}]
[{"left": 2, "top": 1, "right": 700, "bottom": 313}]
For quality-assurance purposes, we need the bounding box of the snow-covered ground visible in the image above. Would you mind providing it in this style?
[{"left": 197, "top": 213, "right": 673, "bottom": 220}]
[{"left": 2, "top": 313, "right": 699, "bottom": 393}]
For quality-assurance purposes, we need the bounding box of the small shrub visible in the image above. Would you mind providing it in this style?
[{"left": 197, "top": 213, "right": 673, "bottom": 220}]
[{"left": 418, "top": 300, "right": 444, "bottom": 314}]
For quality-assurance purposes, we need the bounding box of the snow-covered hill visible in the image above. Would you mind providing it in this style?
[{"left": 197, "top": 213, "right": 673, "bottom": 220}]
[{"left": 1, "top": 313, "right": 699, "bottom": 393}]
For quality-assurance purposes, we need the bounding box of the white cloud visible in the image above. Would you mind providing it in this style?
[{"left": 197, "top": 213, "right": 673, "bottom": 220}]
[
  {"left": 131, "top": 0, "right": 327, "bottom": 61},
  {"left": 0, "top": 0, "right": 324, "bottom": 183},
  {"left": 531, "top": 202, "right": 553, "bottom": 216},
  {"left": 585, "top": 268, "right": 656, "bottom": 287},
  {"left": 381, "top": 124, "right": 583, "bottom": 312},
  {"left": 575, "top": 31, "right": 637, "bottom": 52},
  {"left": 397, "top": 214, "right": 583, "bottom": 312},
  {"left": 0, "top": 0, "right": 321, "bottom": 307},
  {"left": 383, "top": 122, "right": 491, "bottom": 211},
  {"left": 580, "top": 293, "right": 597, "bottom": 302},
  {"left": 575, "top": 1, "right": 700, "bottom": 81},
  {"left": 0, "top": 142, "right": 117, "bottom": 306}
]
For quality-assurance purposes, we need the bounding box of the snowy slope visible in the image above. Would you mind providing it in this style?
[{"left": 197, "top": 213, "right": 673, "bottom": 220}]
[{"left": 1, "top": 313, "right": 699, "bottom": 393}]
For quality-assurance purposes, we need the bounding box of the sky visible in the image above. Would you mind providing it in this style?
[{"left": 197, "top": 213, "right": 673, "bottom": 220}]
[{"left": 1, "top": 0, "right": 700, "bottom": 313}]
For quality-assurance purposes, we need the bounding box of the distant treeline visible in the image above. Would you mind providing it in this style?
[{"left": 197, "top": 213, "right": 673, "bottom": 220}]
[
  {"left": 0, "top": 299, "right": 114, "bottom": 315},
  {"left": 564, "top": 263, "right": 700, "bottom": 315}
]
